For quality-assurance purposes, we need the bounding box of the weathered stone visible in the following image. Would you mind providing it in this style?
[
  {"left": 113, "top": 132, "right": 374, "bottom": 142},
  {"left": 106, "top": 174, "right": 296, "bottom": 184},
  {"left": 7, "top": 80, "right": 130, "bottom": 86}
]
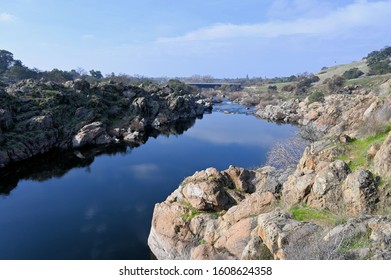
[
  {"left": 282, "top": 172, "right": 315, "bottom": 205},
  {"left": 302, "top": 110, "right": 319, "bottom": 125},
  {"left": 342, "top": 169, "right": 378, "bottom": 215},
  {"left": 257, "top": 210, "right": 320, "bottom": 259},
  {"left": 26, "top": 115, "right": 53, "bottom": 130},
  {"left": 224, "top": 192, "right": 276, "bottom": 225},
  {"left": 148, "top": 201, "right": 195, "bottom": 260},
  {"left": 72, "top": 122, "right": 112, "bottom": 148},
  {"left": 373, "top": 131, "right": 391, "bottom": 178},
  {"left": 307, "top": 160, "right": 351, "bottom": 211},
  {"left": 190, "top": 243, "right": 235, "bottom": 260},
  {"left": 338, "top": 134, "right": 352, "bottom": 143},
  {"left": 64, "top": 79, "right": 90, "bottom": 92},
  {"left": 253, "top": 166, "right": 281, "bottom": 194},
  {"left": 214, "top": 217, "right": 258, "bottom": 257},
  {"left": 224, "top": 166, "right": 255, "bottom": 193},
  {"left": 367, "top": 143, "right": 381, "bottom": 160},
  {"left": 182, "top": 168, "right": 232, "bottom": 211}
]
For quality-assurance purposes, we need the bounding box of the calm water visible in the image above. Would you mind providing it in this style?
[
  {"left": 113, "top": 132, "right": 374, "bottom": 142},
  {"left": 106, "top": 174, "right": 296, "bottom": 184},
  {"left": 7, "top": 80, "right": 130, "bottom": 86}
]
[{"left": 0, "top": 103, "right": 297, "bottom": 259}]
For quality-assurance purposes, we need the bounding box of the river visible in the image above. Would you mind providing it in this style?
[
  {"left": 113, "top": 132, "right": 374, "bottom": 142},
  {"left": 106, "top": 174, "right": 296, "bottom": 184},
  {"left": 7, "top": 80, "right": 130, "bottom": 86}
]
[{"left": 0, "top": 101, "right": 297, "bottom": 259}]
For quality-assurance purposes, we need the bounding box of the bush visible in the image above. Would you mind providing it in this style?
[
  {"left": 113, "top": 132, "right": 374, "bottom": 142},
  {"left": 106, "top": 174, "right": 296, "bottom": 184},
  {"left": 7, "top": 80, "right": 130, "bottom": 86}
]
[
  {"left": 307, "top": 91, "right": 325, "bottom": 104},
  {"left": 366, "top": 46, "right": 391, "bottom": 75},
  {"left": 326, "top": 75, "right": 346, "bottom": 93},
  {"left": 296, "top": 75, "right": 320, "bottom": 94},
  {"left": 267, "top": 85, "right": 277, "bottom": 92},
  {"left": 266, "top": 135, "right": 308, "bottom": 170},
  {"left": 342, "top": 68, "right": 364, "bottom": 80},
  {"left": 282, "top": 84, "right": 295, "bottom": 92}
]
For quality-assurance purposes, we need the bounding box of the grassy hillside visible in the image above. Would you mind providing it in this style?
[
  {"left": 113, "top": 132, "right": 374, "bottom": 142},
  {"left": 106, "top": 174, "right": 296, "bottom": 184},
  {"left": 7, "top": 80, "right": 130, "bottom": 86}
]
[{"left": 316, "top": 60, "right": 369, "bottom": 83}]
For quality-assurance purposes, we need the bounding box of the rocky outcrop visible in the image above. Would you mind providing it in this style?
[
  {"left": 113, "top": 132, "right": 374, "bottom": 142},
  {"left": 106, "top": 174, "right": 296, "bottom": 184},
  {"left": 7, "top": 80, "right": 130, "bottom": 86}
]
[
  {"left": 373, "top": 131, "right": 391, "bottom": 178},
  {"left": 0, "top": 79, "right": 212, "bottom": 168},
  {"left": 72, "top": 122, "right": 112, "bottom": 148},
  {"left": 255, "top": 92, "right": 381, "bottom": 139},
  {"left": 148, "top": 166, "right": 281, "bottom": 260},
  {"left": 148, "top": 161, "right": 389, "bottom": 259},
  {"left": 148, "top": 80, "right": 391, "bottom": 260}
]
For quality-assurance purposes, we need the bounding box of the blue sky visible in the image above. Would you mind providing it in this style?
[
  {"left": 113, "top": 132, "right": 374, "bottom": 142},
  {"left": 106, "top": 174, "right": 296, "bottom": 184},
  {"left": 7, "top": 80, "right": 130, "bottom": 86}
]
[{"left": 1, "top": 0, "right": 390, "bottom": 78}]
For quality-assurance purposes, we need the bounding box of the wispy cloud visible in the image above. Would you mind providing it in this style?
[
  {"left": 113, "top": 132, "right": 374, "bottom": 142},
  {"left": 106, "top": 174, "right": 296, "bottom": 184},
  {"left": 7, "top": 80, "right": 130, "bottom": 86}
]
[
  {"left": 82, "top": 34, "right": 95, "bottom": 40},
  {"left": 157, "top": 1, "right": 391, "bottom": 43},
  {"left": 0, "top": 12, "right": 17, "bottom": 23}
]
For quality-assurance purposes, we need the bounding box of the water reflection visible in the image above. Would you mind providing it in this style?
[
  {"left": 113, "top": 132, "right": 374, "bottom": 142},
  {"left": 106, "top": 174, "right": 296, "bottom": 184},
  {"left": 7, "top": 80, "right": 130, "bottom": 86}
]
[
  {"left": 0, "top": 103, "right": 298, "bottom": 260},
  {"left": 0, "top": 118, "right": 197, "bottom": 195},
  {"left": 187, "top": 113, "right": 294, "bottom": 147}
]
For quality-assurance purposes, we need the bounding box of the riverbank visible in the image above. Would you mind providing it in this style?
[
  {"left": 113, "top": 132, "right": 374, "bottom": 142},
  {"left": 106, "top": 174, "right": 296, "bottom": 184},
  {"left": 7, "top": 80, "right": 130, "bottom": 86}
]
[
  {"left": 0, "top": 79, "right": 212, "bottom": 169},
  {"left": 148, "top": 78, "right": 391, "bottom": 260}
]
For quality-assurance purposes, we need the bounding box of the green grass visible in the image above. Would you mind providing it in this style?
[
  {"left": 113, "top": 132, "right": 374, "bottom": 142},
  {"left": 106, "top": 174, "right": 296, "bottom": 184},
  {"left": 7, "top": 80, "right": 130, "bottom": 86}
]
[
  {"left": 316, "top": 60, "right": 369, "bottom": 83},
  {"left": 339, "top": 230, "right": 372, "bottom": 254},
  {"left": 338, "top": 128, "right": 390, "bottom": 171},
  {"left": 180, "top": 200, "right": 223, "bottom": 222},
  {"left": 344, "top": 73, "right": 391, "bottom": 88},
  {"left": 290, "top": 204, "right": 342, "bottom": 226},
  {"left": 180, "top": 201, "right": 200, "bottom": 221}
]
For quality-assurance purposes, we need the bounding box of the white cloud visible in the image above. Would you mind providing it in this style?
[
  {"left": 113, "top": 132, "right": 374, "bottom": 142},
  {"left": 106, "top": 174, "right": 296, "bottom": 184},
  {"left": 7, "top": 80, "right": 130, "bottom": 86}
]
[
  {"left": 0, "top": 12, "right": 17, "bottom": 23},
  {"left": 127, "top": 163, "right": 159, "bottom": 178},
  {"left": 157, "top": 1, "right": 391, "bottom": 43},
  {"left": 82, "top": 34, "right": 95, "bottom": 40}
]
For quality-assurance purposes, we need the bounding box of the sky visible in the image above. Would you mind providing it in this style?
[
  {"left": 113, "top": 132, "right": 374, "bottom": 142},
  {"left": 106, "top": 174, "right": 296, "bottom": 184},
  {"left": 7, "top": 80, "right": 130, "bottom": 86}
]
[{"left": 0, "top": 0, "right": 391, "bottom": 78}]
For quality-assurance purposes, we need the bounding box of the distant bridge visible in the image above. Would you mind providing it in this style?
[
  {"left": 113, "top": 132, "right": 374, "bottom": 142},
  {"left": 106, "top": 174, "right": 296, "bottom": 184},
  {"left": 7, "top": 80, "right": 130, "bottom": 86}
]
[{"left": 186, "top": 82, "right": 242, "bottom": 89}]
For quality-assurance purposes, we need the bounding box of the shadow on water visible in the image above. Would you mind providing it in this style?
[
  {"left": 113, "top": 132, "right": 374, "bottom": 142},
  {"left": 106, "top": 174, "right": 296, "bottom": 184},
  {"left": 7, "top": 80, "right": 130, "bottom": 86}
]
[{"left": 0, "top": 117, "right": 198, "bottom": 195}]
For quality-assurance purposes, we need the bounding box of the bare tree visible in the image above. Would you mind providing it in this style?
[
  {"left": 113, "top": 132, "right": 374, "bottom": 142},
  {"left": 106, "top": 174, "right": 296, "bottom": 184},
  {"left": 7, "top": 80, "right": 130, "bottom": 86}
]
[{"left": 266, "top": 135, "right": 308, "bottom": 170}]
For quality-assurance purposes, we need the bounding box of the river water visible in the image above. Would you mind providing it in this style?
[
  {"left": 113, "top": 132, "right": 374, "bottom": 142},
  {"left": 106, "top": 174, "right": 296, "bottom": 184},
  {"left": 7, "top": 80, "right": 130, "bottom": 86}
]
[{"left": 0, "top": 102, "right": 297, "bottom": 259}]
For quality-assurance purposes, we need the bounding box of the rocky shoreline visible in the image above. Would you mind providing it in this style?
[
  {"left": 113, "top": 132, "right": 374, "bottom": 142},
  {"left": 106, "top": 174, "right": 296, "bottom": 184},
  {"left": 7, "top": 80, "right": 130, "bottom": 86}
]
[
  {"left": 0, "top": 79, "right": 212, "bottom": 169},
  {"left": 148, "top": 80, "right": 391, "bottom": 260}
]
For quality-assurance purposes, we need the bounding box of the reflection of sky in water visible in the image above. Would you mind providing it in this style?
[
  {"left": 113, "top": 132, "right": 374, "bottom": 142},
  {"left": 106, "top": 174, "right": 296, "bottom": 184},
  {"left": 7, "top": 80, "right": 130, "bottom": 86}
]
[
  {"left": 0, "top": 110, "right": 297, "bottom": 260},
  {"left": 186, "top": 112, "right": 296, "bottom": 147}
]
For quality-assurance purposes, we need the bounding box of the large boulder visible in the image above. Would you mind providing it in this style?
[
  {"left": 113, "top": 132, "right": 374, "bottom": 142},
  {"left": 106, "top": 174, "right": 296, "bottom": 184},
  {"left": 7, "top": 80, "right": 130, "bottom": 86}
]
[
  {"left": 64, "top": 79, "right": 90, "bottom": 92},
  {"left": 342, "top": 169, "right": 378, "bottom": 215},
  {"left": 307, "top": 160, "right": 351, "bottom": 212},
  {"left": 373, "top": 131, "right": 391, "bottom": 178},
  {"left": 281, "top": 171, "right": 315, "bottom": 205},
  {"left": 181, "top": 168, "right": 233, "bottom": 211},
  {"left": 223, "top": 192, "right": 276, "bottom": 225},
  {"left": 72, "top": 122, "right": 112, "bottom": 148},
  {"left": 25, "top": 115, "right": 53, "bottom": 130},
  {"left": 148, "top": 201, "right": 196, "bottom": 260},
  {"left": 214, "top": 217, "right": 258, "bottom": 257},
  {"left": 257, "top": 210, "right": 320, "bottom": 259}
]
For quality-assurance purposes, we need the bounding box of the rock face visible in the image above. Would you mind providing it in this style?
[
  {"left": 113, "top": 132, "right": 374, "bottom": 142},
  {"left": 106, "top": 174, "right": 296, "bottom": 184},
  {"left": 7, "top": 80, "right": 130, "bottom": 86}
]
[
  {"left": 0, "top": 79, "right": 212, "bottom": 168},
  {"left": 373, "top": 131, "right": 391, "bottom": 177},
  {"left": 72, "top": 122, "right": 112, "bottom": 148},
  {"left": 148, "top": 166, "right": 281, "bottom": 260},
  {"left": 148, "top": 79, "right": 391, "bottom": 260},
  {"left": 342, "top": 169, "right": 378, "bottom": 215},
  {"left": 148, "top": 164, "right": 390, "bottom": 260}
]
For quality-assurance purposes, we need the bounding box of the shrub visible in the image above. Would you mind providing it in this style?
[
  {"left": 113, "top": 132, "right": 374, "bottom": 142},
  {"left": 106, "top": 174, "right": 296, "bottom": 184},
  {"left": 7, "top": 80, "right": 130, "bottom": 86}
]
[
  {"left": 267, "top": 85, "right": 277, "bottom": 92},
  {"left": 296, "top": 75, "right": 320, "bottom": 94},
  {"left": 282, "top": 84, "right": 295, "bottom": 92},
  {"left": 326, "top": 75, "right": 346, "bottom": 93},
  {"left": 266, "top": 135, "right": 308, "bottom": 170},
  {"left": 307, "top": 91, "right": 325, "bottom": 104},
  {"left": 342, "top": 68, "right": 364, "bottom": 80}
]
